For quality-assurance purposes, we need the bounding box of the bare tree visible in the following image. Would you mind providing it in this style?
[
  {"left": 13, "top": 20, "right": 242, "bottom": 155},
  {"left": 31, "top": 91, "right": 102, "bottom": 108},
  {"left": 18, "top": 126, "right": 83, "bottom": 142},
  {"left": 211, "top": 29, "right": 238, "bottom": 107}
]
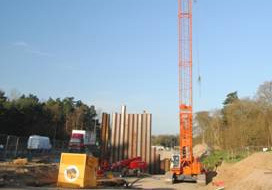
[
  {"left": 257, "top": 81, "right": 272, "bottom": 105},
  {"left": 257, "top": 81, "right": 272, "bottom": 146},
  {"left": 195, "top": 111, "right": 211, "bottom": 144}
]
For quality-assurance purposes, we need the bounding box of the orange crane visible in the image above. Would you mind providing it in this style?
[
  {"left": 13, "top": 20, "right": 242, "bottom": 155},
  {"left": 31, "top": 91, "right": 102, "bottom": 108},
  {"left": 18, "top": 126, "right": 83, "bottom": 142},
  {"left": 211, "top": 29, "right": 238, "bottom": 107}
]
[{"left": 168, "top": 0, "right": 205, "bottom": 184}]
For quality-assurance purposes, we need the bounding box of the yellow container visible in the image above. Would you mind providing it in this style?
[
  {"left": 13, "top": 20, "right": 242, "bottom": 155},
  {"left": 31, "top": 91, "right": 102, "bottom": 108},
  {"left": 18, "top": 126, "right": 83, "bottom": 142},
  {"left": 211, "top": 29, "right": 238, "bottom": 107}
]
[{"left": 57, "top": 153, "right": 98, "bottom": 188}]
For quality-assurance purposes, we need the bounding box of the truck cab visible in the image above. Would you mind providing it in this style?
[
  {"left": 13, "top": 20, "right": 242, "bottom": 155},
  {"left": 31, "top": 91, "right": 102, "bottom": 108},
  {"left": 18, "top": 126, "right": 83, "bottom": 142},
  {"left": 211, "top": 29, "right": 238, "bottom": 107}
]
[
  {"left": 68, "top": 133, "right": 85, "bottom": 152},
  {"left": 68, "top": 130, "right": 95, "bottom": 153}
]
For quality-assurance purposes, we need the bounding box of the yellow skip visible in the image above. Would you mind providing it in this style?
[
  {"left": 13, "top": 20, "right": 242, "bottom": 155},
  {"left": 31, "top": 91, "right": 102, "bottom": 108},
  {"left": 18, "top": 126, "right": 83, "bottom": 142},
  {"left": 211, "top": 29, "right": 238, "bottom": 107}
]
[{"left": 57, "top": 153, "right": 98, "bottom": 188}]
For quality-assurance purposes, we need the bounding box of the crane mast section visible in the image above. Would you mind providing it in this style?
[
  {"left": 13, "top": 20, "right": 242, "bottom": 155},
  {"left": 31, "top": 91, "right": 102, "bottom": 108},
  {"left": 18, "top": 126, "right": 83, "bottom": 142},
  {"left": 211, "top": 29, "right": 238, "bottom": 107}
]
[{"left": 178, "top": 0, "right": 193, "bottom": 163}]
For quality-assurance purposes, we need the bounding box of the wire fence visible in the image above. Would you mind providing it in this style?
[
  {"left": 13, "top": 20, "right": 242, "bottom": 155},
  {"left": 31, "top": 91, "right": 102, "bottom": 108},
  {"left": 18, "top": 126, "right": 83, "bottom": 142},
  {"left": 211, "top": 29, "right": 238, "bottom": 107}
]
[
  {"left": 0, "top": 134, "right": 68, "bottom": 161},
  {"left": 225, "top": 145, "right": 272, "bottom": 161}
]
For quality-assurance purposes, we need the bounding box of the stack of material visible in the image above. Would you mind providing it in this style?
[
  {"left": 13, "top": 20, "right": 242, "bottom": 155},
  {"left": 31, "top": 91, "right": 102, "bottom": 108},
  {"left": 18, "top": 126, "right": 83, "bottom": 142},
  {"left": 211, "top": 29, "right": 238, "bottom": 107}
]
[
  {"left": 160, "top": 158, "right": 171, "bottom": 174},
  {"left": 100, "top": 113, "right": 110, "bottom": 159},
  {"left": 110, "top": 106, "right": 159, "bottom": 173},
  {"left": 150, "top": 146, "right": 161, "bottom": 174}
]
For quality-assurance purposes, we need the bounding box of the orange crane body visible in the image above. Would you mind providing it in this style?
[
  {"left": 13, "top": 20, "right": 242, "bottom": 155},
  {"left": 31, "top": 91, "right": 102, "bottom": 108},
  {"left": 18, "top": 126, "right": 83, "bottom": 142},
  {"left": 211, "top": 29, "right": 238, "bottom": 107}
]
[{"left": 171, "top": 0, "right": 202, "bottom": 178}]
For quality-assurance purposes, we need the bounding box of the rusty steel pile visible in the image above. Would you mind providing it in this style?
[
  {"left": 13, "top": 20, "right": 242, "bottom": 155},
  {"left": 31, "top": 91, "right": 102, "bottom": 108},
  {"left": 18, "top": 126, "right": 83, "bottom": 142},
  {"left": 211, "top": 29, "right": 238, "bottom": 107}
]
[
  {"left": 100, "top": 113, "right": 110, "bottom": 159},
  {"left": 100, "top": 106, "right": 161, "bottom": 174}
]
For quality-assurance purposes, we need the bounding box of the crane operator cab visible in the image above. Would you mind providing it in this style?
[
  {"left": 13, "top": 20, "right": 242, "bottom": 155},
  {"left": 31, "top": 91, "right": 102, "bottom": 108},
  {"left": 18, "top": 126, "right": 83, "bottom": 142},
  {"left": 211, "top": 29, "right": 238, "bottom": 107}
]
[{"left": 171, "top": 154, "right": 180, "bottom": 169}]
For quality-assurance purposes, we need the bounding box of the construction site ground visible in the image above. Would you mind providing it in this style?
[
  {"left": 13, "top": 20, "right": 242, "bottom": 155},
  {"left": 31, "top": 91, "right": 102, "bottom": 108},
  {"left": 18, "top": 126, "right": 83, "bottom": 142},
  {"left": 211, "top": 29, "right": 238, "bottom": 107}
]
[{"left": 1, "top": 152, "right": 272, "bottom": 189}]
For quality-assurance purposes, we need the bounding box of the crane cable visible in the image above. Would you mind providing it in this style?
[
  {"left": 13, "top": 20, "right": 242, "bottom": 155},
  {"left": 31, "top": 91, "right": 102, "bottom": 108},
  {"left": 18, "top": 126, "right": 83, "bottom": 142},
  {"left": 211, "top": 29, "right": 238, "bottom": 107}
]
[{"left": 194, "top": 0, "right": 202, "bottom": 99}]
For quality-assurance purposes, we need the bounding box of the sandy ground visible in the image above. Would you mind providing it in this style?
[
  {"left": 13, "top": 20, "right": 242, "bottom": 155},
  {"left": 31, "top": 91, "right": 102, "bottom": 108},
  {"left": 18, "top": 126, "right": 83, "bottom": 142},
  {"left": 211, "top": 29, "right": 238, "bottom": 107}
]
[
  {"left": 0, "top": 177, "right": 208, "bottom": 190},
  {"left": 1, "top": 152, "right": 272, "bottom": 190},
  {"left": 0, "top": 161, "right": 58, "bottom": 188}
]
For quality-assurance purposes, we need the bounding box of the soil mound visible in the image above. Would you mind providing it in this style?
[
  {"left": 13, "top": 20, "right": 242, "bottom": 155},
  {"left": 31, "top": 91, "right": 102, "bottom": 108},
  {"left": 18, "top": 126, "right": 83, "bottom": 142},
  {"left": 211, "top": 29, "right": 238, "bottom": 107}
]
[{"left": 211, "top": 152, "right": 272, "bottom": 190}]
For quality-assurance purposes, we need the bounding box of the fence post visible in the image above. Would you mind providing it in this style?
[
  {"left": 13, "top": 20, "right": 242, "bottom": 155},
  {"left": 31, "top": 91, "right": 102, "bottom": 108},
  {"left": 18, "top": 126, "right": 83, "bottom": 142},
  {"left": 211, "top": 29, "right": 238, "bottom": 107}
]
[
  {"left": 14, "top": 137, "right": 20, "bottom": 158},
  {"left": 4, "top": 135, "right": 10, "bottom": 158},
  {"left": 61, "top": 141, "right": 64, "bottom": 153}
]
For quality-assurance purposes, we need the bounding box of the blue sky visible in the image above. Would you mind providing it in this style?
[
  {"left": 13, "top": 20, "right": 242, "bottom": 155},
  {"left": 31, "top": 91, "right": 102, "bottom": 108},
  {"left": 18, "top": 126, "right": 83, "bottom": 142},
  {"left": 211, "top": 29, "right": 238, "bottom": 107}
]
[{"left": 0, "top": 0, "right": 272, "bottom": 134}]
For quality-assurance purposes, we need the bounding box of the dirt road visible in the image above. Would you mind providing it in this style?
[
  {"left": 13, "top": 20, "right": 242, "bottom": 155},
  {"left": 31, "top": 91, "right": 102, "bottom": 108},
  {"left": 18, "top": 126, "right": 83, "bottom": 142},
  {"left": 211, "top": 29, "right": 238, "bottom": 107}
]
[{"left": 126, "top": 175, "right": 207, "bottom": 190}]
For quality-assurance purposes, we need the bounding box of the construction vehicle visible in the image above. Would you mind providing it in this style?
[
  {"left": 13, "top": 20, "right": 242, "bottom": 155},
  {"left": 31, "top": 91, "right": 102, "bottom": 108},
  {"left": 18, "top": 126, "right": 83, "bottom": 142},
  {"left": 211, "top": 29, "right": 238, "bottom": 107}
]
[
  {"left": 27, "top": 135, "right": 52, "bottom": 151},
  {"left": 97, "top": 157, "right": 147, "bottom": 178},
  {"left": 167, "top": 0, "right": 206, "bottom": 184},
  {"left": 68, "top": 130, "right": 96, "bottom": 152}
]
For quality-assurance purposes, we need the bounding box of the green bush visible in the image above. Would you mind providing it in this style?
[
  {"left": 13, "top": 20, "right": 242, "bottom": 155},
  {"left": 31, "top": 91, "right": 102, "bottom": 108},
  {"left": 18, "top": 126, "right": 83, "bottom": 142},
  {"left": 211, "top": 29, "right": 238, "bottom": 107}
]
[
  {"left": 202, "top": 150, "right": 227, "bottom": 170},
  {"left": 202, "top": 150, "right": 249, "bottom": 170}
]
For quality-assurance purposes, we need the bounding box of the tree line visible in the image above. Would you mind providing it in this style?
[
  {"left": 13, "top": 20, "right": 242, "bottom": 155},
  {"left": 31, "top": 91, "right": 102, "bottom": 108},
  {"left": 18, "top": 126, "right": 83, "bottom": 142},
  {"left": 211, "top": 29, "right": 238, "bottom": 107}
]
[
  {"left": 152, "top": 81, "right": 272, "bottom": 151},
  {"left": 0, "top": 90, "right": 97, "bottom": 140},
  {"left": 194, "top": 81, "right": 272, "bottom": 150},
  {"left": 152, "top": 134, "right": 179, "bottom": 148}
]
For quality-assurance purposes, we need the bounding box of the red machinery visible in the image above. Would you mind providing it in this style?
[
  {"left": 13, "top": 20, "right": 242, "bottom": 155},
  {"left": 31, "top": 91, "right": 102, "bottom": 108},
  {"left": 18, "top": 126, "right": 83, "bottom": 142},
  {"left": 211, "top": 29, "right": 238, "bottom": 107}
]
[{"left": 98, "top": 157, "right": 147, "bottom": 177}]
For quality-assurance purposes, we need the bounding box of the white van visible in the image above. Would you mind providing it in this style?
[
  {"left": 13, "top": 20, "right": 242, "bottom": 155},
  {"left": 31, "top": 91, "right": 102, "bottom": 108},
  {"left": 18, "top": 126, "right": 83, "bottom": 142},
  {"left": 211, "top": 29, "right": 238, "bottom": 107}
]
[{"left": 27, "top": 135, "right": 52, "bottom": 150}]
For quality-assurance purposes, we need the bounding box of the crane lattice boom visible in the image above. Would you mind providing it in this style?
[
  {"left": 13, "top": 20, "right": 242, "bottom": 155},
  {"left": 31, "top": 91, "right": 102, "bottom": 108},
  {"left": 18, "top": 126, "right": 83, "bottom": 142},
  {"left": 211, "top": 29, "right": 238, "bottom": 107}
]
[{"left": 178, "top": 0, "right": 193, "bottom": 164}]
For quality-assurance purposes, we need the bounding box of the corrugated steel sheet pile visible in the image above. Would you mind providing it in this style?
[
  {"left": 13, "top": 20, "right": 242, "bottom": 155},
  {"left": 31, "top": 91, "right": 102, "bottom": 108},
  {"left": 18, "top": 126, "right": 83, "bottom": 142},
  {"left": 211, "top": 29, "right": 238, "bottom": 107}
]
[
  {"left": 108, "top": 106, "right": 161, "bottom": 174},
  {"left": 100, "top": 113, "right": 110, "bottom": 160}
]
